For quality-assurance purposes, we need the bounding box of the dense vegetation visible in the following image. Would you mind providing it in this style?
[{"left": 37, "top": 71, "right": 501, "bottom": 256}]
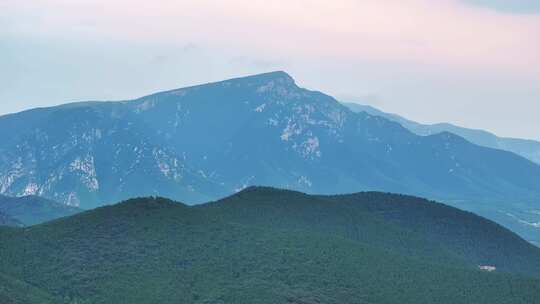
[
  {"left": 1, "top": 187, "right": 539, "bottom": 303},
  {"left": 203, "top": 188, "right": 540, "bottom": 276},
  {"left": 0, "top": 272, "right": 56, "bottom": 304}
]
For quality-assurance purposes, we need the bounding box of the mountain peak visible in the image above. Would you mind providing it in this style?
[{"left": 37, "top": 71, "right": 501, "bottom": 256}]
[
  {"left": 236, "top": 186, "right": 304, "bottom": 196},
  {"left": 144, "top": 71, "right": 299, "bottom": 100},
  {"left": 220, "top": 70, "right": 297, "bottom": 89},
  {"left": 251, "top": 70, "right": 294, "bottom": 82},
  {"left": 116, "top": 197, "right": 183, "bottom": 209}
]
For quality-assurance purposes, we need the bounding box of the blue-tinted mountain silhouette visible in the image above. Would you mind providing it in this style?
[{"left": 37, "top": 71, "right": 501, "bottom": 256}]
[
  {"left": 343, "top": 102, "right": 540, "bottom": 165},
  {"left": 1, "top": 71, "right": 539, "bottom": 242}
]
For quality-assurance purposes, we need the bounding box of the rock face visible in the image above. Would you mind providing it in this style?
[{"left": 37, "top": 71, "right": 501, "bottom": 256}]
[{"left": 1, "top": 71, "right": 540, "bottom": 210}]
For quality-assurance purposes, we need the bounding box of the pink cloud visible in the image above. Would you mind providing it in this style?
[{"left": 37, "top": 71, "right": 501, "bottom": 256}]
[{"left": 3, "top": 0, "right": 539, "bottom": 74}]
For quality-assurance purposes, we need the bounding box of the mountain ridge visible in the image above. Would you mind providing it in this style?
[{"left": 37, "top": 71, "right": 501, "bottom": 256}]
[
  {"left": 0, "top": 195, "right": 81, "bottom": 226},
  {"left": 1, "top": 71, "right": 540, "bottom": 244},
  {"left": 0, "top": 211, "right": 22, "bottom": 227},
  {"left": 343, "top": 102, "right": 540, "bottom": 164}
]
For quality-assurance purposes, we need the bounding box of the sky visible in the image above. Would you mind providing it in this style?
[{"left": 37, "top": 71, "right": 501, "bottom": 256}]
[{"left": 1, "top": 0, "right": 539, "bottom": 140}]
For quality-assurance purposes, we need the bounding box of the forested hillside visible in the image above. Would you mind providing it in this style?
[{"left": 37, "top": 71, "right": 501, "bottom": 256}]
[{"left": 1, "top": 188, "right": 539, "bottom": 303}]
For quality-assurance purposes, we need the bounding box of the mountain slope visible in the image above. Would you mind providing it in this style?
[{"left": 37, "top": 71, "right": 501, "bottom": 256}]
[
  {"left": 343, "top": 102, "right": 540, "bottom": 165},
  {"left": 1, "top": 188, "right": 539, "bottom": 303},
  {"left": 0, "top": 195, "right": 81, "bottom": 226},
  {"left": 0, "top": 272, "right": 56, "bottom": 304},
  {"left": 342, "top": 102, "right": 540, "bottom": 245},
  {"left": 202, "top": 187, "right": 540, "bottom": 276},
  {"left": 2, "top": 71, "right": 540, "bottom": 211},
  {"left": 0, "top": 211, "right": 22, "bottom": 227}
]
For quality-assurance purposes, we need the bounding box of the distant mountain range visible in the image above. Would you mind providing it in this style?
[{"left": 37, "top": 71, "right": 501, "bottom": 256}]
[
  {"left": 343, "top": 102, "right": 540, "bottom": 165},
  {"left": 1, "top": 71, "right": 539, "bottom": 243},
  {"left": 0, "top": 211, "right": 22, "bottom": 227},
  {"left": 342, "top": 102, "right": 540, "bottom": 245},
  {"left": 0, "top": 195, "right": 80, "bottom": 226},
  {"left": 1, "top": 187, "right": 539, "bottom": 303}
]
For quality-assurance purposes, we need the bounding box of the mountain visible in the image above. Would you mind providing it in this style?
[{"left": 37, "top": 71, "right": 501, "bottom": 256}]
[
  {"left": 1, "top": 71, "right": 540, "bottom": 243},
  {"left": 0, "top": 211, "right": 22, "bottom": 227},
  {"left": 342, "top": 102, "right": 540, "bottom": 245},
  {"left": 0, "top": 195, "right": 81, "bottom": 226},
  {"left": 343, "top": 102, "right": 540, "bottom": 165},
  {"left": 1, "top": 188, "right": 539, "bottom": 303},
  {"left": 204, "top": 187, "right": 540, "bottom": 276}
]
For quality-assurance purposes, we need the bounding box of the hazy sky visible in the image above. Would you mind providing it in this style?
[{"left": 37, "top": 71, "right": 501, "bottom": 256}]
[{"left": 1, "top": 0, "right": 539, "bottom": 140}]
